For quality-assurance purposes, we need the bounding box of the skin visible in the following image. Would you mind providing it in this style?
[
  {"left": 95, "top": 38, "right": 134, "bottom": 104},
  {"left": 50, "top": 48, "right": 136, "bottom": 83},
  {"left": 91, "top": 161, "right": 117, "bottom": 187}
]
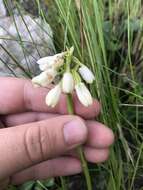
[{"left": 0, "top": 77, "right": 114, "bottom": 189}]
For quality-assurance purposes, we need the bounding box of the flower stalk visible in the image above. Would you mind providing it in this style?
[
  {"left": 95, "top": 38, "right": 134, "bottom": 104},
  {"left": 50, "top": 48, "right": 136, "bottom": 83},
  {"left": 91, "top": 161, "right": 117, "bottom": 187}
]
[
  {"left": 66, "top": 93, "right": 92, "bottom": 190},
  {"left": 67, "top": 93, "right": 74, "bottom": 114}
]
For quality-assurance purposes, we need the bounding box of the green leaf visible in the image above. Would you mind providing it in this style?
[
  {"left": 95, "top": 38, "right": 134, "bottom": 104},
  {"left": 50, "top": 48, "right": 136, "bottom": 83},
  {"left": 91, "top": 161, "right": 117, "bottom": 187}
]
[
  {"left": 18, "top": 181, "right": 35, "bottom": 190},
  {"left": 34, "top": 184, "right": 43, "bottom": 190},
  {"left": 43, "top": 178, "right": 55, "bottom": 187}
]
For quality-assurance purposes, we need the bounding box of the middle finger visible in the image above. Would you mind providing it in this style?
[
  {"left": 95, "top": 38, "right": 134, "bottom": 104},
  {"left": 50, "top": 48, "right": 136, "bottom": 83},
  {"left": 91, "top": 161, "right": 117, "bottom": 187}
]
[{"left": 2, "top": 112, "right": 114, "bottom": 149}]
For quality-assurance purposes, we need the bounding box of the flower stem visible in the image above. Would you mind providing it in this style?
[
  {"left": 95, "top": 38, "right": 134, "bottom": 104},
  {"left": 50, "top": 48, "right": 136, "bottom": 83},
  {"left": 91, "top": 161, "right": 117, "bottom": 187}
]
[
  {"left": 77, "top": 146, "right": 92, "bottom": 190},
  {"left": 67, "top": 94, "right": 92, "bottom": 190},
  {"left": 67, "top": 93, "right": 74, "bottom": 114}
]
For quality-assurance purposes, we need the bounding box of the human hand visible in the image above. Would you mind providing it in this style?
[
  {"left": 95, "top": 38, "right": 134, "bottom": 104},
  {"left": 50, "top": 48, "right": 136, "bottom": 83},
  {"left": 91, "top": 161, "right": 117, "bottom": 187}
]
[{"left": 0, "top": 77, "right": 114, "bottom": 189}]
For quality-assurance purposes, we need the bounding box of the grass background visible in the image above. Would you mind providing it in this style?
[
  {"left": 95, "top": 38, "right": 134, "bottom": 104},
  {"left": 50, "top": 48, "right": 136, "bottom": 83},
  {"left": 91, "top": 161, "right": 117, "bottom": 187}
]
[{"left": 2, "top": 0, "right": 143, "bottom": 189}]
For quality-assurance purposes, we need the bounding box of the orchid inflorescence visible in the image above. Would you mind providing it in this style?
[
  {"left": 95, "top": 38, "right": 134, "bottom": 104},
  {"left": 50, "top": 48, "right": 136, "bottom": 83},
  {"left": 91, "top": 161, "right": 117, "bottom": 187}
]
[{"left": 32, "top": 47, "right": 95, "bottom": 108}]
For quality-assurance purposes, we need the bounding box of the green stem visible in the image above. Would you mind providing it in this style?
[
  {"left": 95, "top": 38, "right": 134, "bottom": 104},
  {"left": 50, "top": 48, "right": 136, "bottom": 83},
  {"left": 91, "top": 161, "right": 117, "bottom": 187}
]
[
  {"left": 67, "top": 94, "right": 92, "bottom": 190},
  {"left": 60, "top": 176, "right": 67, "bottom": 190},
  {"left": 67, "top": 94, "right": 74, "bottom": 114}
]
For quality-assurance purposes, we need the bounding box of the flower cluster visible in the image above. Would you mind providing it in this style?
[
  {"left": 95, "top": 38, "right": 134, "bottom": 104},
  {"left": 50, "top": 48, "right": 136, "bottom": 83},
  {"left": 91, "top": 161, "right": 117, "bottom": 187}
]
[{"left": 32, "top": 47, "right": 95, "bottom": 108}]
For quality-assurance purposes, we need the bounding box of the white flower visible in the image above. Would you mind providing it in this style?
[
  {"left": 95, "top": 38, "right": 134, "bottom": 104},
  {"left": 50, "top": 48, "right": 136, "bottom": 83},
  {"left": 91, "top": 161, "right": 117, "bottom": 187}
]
[
  {"left": 75, "top": 82, "right": 93, "bottom": 107},
  {"left": 37, "top": 52, "right": 65, "bottom": 71},
  {"left": 45, "top": 84, "right": 61, "bottom": 107},
  {"left": 62, "top": 72, "right": 74, "bottom": 93},
  {"left": 38, "top": 60, "right": 51, "bottom": 71},
  {"left": 32, "top": 69, "right": 56, "bottom": 87},
  {"left": 79, "top": 65, "right": 95, "bottom": 84}
]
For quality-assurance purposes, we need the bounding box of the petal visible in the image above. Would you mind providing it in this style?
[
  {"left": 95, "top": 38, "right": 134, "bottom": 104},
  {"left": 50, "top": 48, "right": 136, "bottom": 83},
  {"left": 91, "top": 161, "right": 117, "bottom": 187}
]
[
  {"left": 39, "top": 62, "right": 50, "bottom": 71},
  {"left": 62, "top": 72, "right": 74, "bottom": 93},
  {"left": 37, "top": 56, "right": 55, "bottom": 71},
  {"left": 75, "top": 83, "right": 89, "bottom": 107},
  {"left": 80, "top": 83, "right": 93, "bottom": 106},
  {"left": 79, "top": 65, "right": 95, "bottom": 84},
  {"left": 45, "top": 84, "right": 61, "bottom": 107},
  {"left": 32, "top": 72, "right": 51, "bottom": 87},
  {"left": 37, "top": 56, "right": 52, "bottom": 65}
]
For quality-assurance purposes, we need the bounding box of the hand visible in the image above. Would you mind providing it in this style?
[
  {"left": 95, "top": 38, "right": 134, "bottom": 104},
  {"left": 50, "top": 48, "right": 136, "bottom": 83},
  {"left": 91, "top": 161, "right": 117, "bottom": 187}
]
[{"left": 0, "top": 77, "right": 114, "bottom": 188}]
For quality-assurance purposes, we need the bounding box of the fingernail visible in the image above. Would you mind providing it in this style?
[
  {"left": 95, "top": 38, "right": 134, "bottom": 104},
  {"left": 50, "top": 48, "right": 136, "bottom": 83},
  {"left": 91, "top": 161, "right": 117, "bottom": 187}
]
[{"left": 63, "top": 119, "right": 87, "bottom": 146}]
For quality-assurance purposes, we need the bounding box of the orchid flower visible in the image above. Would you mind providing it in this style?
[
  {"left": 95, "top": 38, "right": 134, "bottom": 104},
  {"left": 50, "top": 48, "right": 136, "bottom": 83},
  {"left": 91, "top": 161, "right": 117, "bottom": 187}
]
[{"left": 32, "top": 47, "right": 95, "bottom": 107}]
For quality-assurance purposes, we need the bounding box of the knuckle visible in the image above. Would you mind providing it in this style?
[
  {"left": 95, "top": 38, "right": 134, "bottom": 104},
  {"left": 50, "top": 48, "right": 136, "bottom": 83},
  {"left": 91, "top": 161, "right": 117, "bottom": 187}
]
[
  {"left": 45, "top": 126, "right": 58, "bottom": 157},
  {"left": 24, "top": 123, "right": 57, "bottom": 164},
  {"left": 24, "top": 124, "right": 47, "bottom": 163}
]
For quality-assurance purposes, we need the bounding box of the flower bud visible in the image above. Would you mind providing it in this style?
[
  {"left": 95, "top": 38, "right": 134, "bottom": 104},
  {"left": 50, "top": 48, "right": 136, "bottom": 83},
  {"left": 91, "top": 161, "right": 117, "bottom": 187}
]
[
  {"left": 37, "top": 52, "right": 65, "bottom": 71},
  {"left": 79, "top": 65, "right": 95, "bottom": 84},
  {"left": 75, "top": 82, "right": 93, "bottom": 107},
  {"left": 32, "top": 69, "right": 56, "bottom": 87},
  {"left": 62, "top": 72, "right": 74, "bottom": 93},
  {"left": 45, "top": 84, "right": 61, "bottom": 107}
]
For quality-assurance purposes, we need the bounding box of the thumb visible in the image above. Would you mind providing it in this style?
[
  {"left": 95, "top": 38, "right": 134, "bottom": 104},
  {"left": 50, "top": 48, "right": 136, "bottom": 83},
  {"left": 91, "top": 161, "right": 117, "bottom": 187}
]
[{"left": 0, "top": 115, "right": 87, "bottom": 180}]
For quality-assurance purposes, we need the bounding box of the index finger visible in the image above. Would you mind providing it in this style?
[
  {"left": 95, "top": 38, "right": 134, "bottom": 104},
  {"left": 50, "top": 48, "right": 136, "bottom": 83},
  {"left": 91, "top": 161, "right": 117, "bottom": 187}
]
[{"left": 0, "top": 77, "right": 101, "bottom": 119}]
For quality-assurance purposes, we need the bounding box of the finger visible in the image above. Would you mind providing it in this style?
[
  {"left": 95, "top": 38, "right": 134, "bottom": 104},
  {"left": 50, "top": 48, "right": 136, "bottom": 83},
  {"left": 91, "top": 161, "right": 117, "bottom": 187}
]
[
  {"left": 2, "top": 114, "right": 114, "bottom": 149},
  {"left": 0, "top": 115, "right": 87, "bottom": 180},
  {"left": 11, "top": 157, "right": 81, "bottom": 185},
  {"left": 84, "top": 147, "right": 109, "bottom": 163},
  {"left": 62, "top": 147, "right": 110, "bottom": 163},
  {"left": 1, "top": 112, "right": 59, "bottom": 127},
  {"left": 10, "top": 147, "right": 110, "bottom": 185},
  {"left": 86, "top": 121, "right": 114, "bottom": 148},
  {"left": 0, "top": 77, "right": 100, "bottom": 119}
]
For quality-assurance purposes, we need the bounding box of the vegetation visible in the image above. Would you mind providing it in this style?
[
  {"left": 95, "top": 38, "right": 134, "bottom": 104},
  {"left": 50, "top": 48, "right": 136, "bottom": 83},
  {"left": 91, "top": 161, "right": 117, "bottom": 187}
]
[{"left": 2, "top": 0, "right": 143, "bottom": 189}]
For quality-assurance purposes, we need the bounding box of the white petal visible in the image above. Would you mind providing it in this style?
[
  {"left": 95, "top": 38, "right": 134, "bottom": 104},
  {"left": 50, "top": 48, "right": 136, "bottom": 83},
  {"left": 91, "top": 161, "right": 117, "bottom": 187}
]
[
  {"left": 79, "top": 65, "right": 95, "bottom": 84},
  {"left": 37, "top": 52, "right": 65, "bottom": 71},
  {"left": 32, "top": 71, "right": 55, "bottom": 87},
  {"left": 32, "top": 71, "right": 52, "bottom": 87},
  {"left": 52, "top": 53, "right": 65, "bottom": 68},
  {"left": 75, "top": 83, "right": 88, "bottom": 106},
  {"left": 75, "top": 83, "right": 93, "bottom": 107},
  {"left": 62, "top": 72, "right": 74, "bottom": 93},
  {"left": 80, "top": 83, "right": 93, "bottom": 106},
  {"left": 37, "top": 56, "right": 55, "bottom": 71},
  {"left": 45, "top": 84, "right": 61, "bottom": 107},
  {"left": 45, "top": 68, "right": 57, "bottom": 78},
  {"left": 39, "top": 62, "right": 50, "bottom": 71},
  {"left": 37, "top": 56, "right": 54, "bottom": 65}
]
